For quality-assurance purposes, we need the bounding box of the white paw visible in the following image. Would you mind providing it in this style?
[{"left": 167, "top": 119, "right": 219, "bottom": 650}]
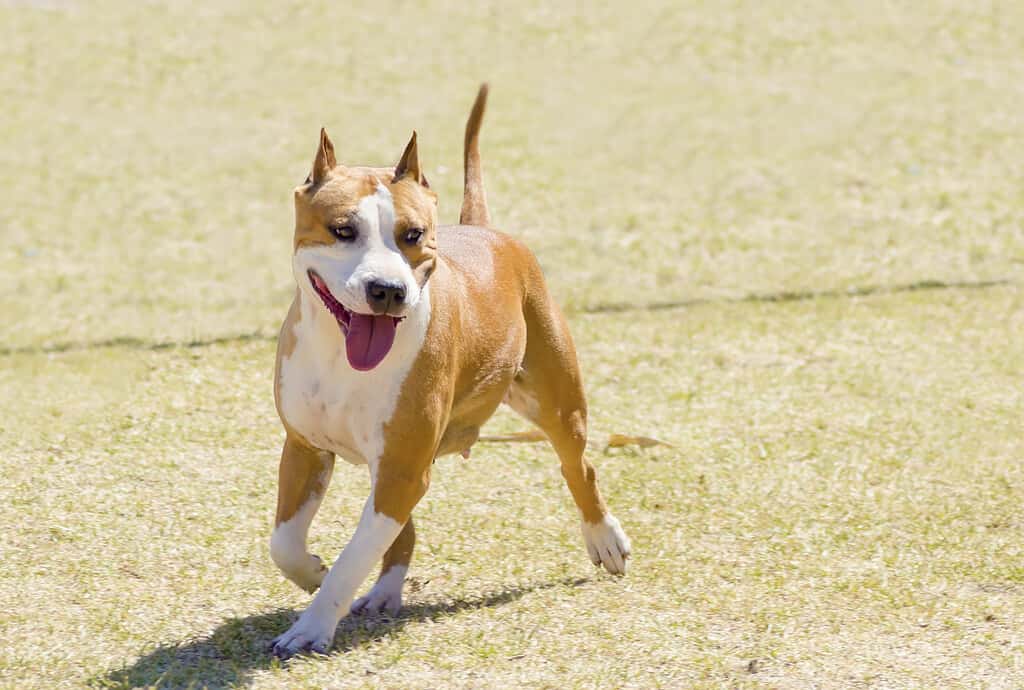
[
  {"left": 277, "top": 553, "right": 328, "bottom": 594},
  {"left": 271, "top": 605, "right": 337, "bottom": 659},
  {"left": 351, "top": 565, "right": 406, "bottom": 617},
  {"left": 581, "top": 514, "right": 631, "bottom": 575}
]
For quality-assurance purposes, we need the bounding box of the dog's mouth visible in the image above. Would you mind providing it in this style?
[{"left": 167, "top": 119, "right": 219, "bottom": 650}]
[{"left": 308, "top": 270, "right": 402, "bottom": 372}]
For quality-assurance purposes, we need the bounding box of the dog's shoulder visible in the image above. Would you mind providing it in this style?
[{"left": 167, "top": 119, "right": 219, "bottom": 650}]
[{"left": 437, "top": 224, "right": 538, "bottom": 275}]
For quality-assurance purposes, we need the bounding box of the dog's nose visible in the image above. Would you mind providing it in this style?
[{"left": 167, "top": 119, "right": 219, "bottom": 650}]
[{"left": 365, "top": 279, "right": 406, "bottom": 314}]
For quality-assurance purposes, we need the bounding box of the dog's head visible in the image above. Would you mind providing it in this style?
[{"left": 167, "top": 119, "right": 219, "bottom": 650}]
[{"left": 292, "top": 129, "right": 438, "bottom": 371}]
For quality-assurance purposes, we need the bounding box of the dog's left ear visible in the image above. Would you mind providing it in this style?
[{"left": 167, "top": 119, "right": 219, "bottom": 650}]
[
  {"left": 393, "top": 131, "right": 429, "bottom": 188},
  {"left": 307, "top": 127, "right": 337, "bottom": 185}
]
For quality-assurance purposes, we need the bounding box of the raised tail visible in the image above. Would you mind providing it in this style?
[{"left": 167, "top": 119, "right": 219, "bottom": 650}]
[{"left": 459, "top": 83, "right": 491, "bottom": 227}]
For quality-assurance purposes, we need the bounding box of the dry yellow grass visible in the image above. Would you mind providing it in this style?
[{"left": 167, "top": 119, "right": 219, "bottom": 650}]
[{"left": 1, "top": 1, "right": 1023, "bottom": 688}]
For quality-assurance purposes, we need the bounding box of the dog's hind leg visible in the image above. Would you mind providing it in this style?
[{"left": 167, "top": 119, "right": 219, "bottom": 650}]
[
  {"left": 505, "top": 295, "right": 631, "bottom": 575},
  {"left": 270, "top": 436, "right": 335, "bottom": 592},
  {"left": 351, "top": 516, "right": 414, "bottom": 616}
]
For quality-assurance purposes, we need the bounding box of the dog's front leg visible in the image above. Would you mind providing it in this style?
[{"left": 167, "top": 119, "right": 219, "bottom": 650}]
[
  {"left": 270, "top": 437, "right": 335, "bottom": 592},
  {"left": 271, "top": 462, "right": 430, "bottom": 658}
]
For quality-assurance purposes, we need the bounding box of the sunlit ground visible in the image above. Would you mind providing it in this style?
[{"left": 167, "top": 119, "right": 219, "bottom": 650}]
[{"left": 1, "top": 2, "right": 1022, "bottom": 687}]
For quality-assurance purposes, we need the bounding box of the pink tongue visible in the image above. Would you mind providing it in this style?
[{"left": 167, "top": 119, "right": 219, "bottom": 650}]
[{"left": 345, "top": 313, "right": 397, "bottom": 371}]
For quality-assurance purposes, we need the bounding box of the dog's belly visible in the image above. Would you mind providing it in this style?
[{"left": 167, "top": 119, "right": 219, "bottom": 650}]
[
  {"left": 436, "top": 363, "right": 522, "bottom": 458},
  {"left": 436, "top": 424, "right": 481, "bottom": 458}
]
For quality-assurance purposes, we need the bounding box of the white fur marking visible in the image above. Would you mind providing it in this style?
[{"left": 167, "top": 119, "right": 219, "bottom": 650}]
[
  {"left": 351, "top": 564, "right": 407, "bottom": 616},
  {"left": 278, "top": 282, "right": 430, "bottom": 465},
  {"left": 293, "top": 184, "right": 420, "bottom": 316},
  {"left": 280, "top": 183, "right": 430, "bottom": 465},
  {"left": 581, "top": 514, "right": 631, "bottom": 575},
  {"left": 270, "top": 493, "right": 328, "bottom": 593},
  {"left": 272, "top": 496, "right": 405, "bottom": 656}
]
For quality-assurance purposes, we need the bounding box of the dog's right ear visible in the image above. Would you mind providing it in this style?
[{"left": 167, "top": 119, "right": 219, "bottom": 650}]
[{"left": 307, "top": 127, "right": 337, "bottom": 184}]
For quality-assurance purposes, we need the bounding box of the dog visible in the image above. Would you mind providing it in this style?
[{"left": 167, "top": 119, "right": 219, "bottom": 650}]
[{"left": 269, "top": 85, "right": 631, "bottom": 657}]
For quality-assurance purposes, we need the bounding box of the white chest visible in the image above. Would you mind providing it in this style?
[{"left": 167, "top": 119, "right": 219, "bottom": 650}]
[{"left": 277, "top": 289, "right": 430, "bottom": 467}]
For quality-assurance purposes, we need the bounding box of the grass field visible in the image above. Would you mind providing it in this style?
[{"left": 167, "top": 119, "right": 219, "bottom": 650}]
[{"left": 2, "top": 1, "right": 1023, "bottom": 688}]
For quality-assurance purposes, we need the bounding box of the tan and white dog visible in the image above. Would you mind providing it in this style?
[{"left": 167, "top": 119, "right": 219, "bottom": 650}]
[{"left": 269, "top": 86, "right": 631, "bottom": 657}]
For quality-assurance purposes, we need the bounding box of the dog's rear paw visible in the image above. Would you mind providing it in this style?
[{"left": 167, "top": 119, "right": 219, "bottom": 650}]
[
  {"left": 351, "top": 590, "right": 402, "bottom": 617},
  {"left": 581, "top": 514, "right": 631, "bottom": 575},
  {"left": 351, "top": 566, "right": 406, "bottom": 616}
]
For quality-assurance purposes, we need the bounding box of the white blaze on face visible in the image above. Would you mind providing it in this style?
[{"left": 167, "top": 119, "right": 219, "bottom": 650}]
[{"left": 292, "top": 183, "right": 420, "bottom": 315}]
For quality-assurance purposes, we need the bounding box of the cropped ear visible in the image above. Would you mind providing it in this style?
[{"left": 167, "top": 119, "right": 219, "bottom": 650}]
[
  {"left": 393, "top": 131, "right": 429, "bottom": 187},
  {"left": 309, "top": 127, "right": 337, "bottom": 184}
]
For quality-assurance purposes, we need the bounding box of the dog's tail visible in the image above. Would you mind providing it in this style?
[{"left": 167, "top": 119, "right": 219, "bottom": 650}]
[{"left": 460, "top": 83, "right": 491, "bottom": 227}]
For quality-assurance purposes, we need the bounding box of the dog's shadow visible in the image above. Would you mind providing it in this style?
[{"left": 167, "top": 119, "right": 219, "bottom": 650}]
[{"left": 93, "top": 576, "right": 589, "bottom": 689}]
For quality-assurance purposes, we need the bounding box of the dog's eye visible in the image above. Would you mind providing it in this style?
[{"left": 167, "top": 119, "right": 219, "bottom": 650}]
[
  {"left": 404, "top": 228, "right": 424, "bottom": 245},
  {"left": 330, "top": 225, "right": 356, "bottom": 242}
]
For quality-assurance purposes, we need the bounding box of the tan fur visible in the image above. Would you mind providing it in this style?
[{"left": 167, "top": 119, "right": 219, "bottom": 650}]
[
  {"left": 460, "top": 84, "right": 491, "bottom": 226},
  {"left": 272, "top": 293, "right": 308, "bottom": 446},
  {"left": 381, "top": 517, "right": 415, "bottom": 574},
  {"left": 310, "top": 128, "right": 336, "bottom": 185},
  {"left": 370, "top": 223, "right": 607, "bottom": 524},
  {"left": 393, "top": 131, "right": 426, "bottom": 186},
  {"left": 390, "top": 175, "right": 439, "bottom": 288},
  {"left": 275, "top": 436, "right": 334, "bottom": 526},
  {"left": 271, "top": 89, "right": 624, "bottom": 628},
  {"left": 293, "top": 168, "right": 382, "bottom": 251}
]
